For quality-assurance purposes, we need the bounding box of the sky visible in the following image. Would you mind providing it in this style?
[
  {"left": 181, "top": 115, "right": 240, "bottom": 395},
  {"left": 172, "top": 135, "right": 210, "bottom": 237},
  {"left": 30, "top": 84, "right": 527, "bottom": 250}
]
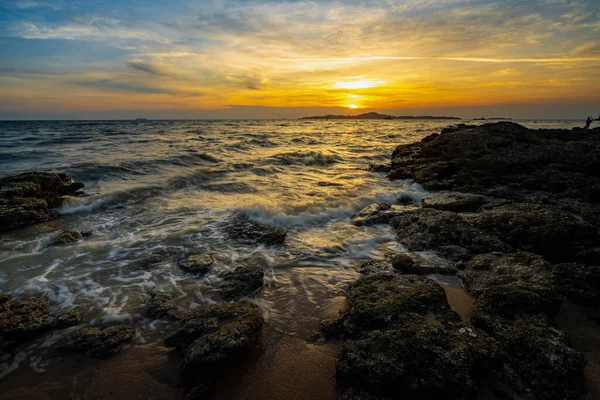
[{"left": 0, "top": 0, "right": 599, "bottom": 120}]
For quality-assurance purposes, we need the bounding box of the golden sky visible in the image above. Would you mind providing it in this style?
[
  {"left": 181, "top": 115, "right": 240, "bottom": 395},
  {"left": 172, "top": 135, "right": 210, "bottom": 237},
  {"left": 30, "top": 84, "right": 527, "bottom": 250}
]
[{"left": 1, "top": 0, "right": 599, "bottom": 119}]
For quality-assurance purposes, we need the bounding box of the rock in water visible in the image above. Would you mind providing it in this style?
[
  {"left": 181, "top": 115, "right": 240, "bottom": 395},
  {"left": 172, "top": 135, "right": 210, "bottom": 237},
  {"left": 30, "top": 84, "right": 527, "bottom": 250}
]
[
  {"left": 0, "top": 172, "right": 84, "bottom": 232},
  {"left": 335, "top": 274, "right": 502, "bottom": 399},
  {"left": 50, "top": 229, "right": 84, "bottom": 246},
  {"left": 164, "top": 301, "right": 263, "bottom": 382},
  {"left": 56, "top": 325, "right": 134, "bottom": 357},
  {"left": 0, "top": 295, "right": 81, "bottom": 343},
  {"left": 178, "top": 254, "right": 214, "bottom": 274},
  {"left": 223, "top": 215, "right": 286, "bottom": 245},
  {"left": 351, "top": 203, "right": 418, "bottom": 226},
  {"left": 145, "top": 291, "right": 182, "bottom": 320},
  {"left": 422, "top": 191, "right": 485, "bottom": 212},
  {"left": 220, "top": 265, "right": 264, "bottom": 299}
]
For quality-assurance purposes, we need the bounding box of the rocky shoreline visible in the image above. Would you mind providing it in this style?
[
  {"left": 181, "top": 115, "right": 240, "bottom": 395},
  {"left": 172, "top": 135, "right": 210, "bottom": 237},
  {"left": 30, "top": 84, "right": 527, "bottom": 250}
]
[
  {"left": 1, "top": 122, "right": 600, "bottom": 399},
  {"left": 326, "top": 122, "right": 600, "bottom": 399}
]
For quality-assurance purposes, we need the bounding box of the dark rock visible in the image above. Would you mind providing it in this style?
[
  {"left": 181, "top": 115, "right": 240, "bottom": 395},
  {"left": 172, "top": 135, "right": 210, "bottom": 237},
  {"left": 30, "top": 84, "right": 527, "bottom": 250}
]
[
  {"left": 319, "top": 315, "right": 346, "bottom": 339},
  {"left": 0, "top": 172, "right": 84, "bottom": 232},
  {"left": 368, "top": 163, "right": 391, "bottom": 173},
  {"left": 50, "top": 229, "right": 84, "bottom": 246},
  {"left": 422, "top": 191, "right": 485, "bottom": 212},
  {"left": 0, "top": 296, "right": 81, "bottom": 341},
  {"left": 357, "top": 260, "right": 390, "bottom": 275},
  {"left": 469, "top": 203, "right": 599, "bottom": 262},
  {"left": 420, "top": 132, "right": 440, "bottom": 142},
  {"left": 476, "top": 315, "right": 586, "bottom": 400},
  {"left": 389, "top": 122, "right": 600, "bottom": 205},
  {"left": 397, "top": 192, "right": 419, "bottom": 205},
  {"left": 178, "top": 254, "right": 214, "bottom": 274},
  {"left": 576, "top": 247, "right": 600, "bottom": 265},
  {"left": 552, "top": 263, "right": 600, "bottom": 305},
  {"left": 392, "top": 252, "right": 458, "bottom": 275},
  {"left": 459, "top": 252, "right": 560, "bottom": 318},
  {"left": 390, "top": 253, "right": 415, "bottom": 272},
  {"left": 223, "top": 215, "right": 286, "bottom": 245},
  {"left": 437, "top": 245, "right": 472, "bottom": 264},
  {"left": 164, "top": 301, "right": 263, "bottom": 379},
  {"left": 220, "top": 265, "right": 264, "bottom": 299},
  {"left": 352, "top": 203, "right": 418, "bottom": 226},
  {"left": 391, "top": 208, "right": 510, "bottom": 254},
  {"left": 145, "top": 291, "right": 182, "bottom": 320},
  {"left": 139, "top": 249, "right": 170, "bottom": 268},
  {"left": 56, "top": 325, "right": 134, "bottom": 357},
  {"left": 336, "top": 274, "right": 502, "bottom": 399}
]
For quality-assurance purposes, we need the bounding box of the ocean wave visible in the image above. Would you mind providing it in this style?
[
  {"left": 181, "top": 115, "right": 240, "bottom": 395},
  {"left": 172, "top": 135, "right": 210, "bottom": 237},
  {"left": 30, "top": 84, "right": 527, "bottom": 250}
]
[
  {"left": 67, "top": 153, "right": 221, "bottom": 181},
  {"left": 267, "top": 150, "right": 342, "bottom": 166},
  {"left": 233, "top": 187, "right": 424, "bottom": 228}
]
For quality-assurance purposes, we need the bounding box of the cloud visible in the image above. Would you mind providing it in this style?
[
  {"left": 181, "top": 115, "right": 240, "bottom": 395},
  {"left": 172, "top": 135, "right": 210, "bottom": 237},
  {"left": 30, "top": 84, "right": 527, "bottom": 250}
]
[
  {"left": 572, "top": 41, "right": 600, "bottom": 56},
  {"left": 126, "top": 59, "right": 168, "bottom": 76}
]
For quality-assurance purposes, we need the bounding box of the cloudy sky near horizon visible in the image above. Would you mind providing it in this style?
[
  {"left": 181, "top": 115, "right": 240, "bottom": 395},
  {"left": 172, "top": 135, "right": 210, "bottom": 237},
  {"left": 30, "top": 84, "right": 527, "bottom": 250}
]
[{"left": 1, "top": 0, "right": 599, "bottom": 119}]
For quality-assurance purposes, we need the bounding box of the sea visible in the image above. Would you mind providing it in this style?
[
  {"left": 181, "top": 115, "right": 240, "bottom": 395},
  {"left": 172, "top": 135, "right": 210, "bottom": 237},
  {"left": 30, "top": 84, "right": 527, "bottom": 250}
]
[{"left": 0, "top": 118, "right": 582, "bottom": 398}]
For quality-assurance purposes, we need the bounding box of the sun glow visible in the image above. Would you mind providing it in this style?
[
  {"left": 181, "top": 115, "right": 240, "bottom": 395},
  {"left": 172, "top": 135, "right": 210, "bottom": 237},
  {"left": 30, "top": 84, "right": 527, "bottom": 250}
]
[
  {"left": 348, "top": 104, "right": 359, "bottom": 109},
  {"left": 333, "top": 79, "right": 383, "bottom": 90}
]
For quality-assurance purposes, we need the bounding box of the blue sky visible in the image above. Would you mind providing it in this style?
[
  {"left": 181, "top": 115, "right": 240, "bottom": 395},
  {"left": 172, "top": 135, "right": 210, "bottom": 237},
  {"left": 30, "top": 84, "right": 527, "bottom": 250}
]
[{"left": 1, "top": 0, "right": 599, "bottom": 119}]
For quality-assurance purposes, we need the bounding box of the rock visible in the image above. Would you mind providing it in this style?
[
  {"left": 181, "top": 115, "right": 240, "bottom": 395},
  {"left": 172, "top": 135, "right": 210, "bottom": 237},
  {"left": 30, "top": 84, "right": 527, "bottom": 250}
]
[
  {"left": 367, "top": 163, "right": 391, "bottom": 173},
  {"left": 437, "top": 245, "right": 473, "bottom": 264},
  {"left": 552, "top": 263, "right": 600, "bottom": 305},
  {"left": 223, "top": 215, "right": 286, "bottom": 245},
  {"left": 391, "top": 208, "right": 510, "bottom": 255},
  {"left": 576, "top": 247, "right": 600, "bottom": 265},
  {"left": 392, "top": 252, "right": 458, "bottom": 275},
  {"left": 56, "top": 325, "right": 134, "bottom": 357},
  {"left": 219, "top": 265, "right": 264, "bottom": 299},
  {"left": 397, "top": 192, "right": 419, "bottom": 205},
  {"left": 178, "top": 254, "right": 214, "bottom": 274},
  {"left": 0, "top": 296, "right": 81, "bottom": 341},
  {"left": 164, "top": 301, "right": 263, "bottom": 379},
  {"left": 352, "top": 203, "right": 418, "bottom": 226},
  {"left": 422, "top": 191, "right": 485, "bottom": 212},
  {"left": 477, "top": 315, "right": 586, "bottom": 400},
  {"left": 390, "top": 253, "right": 414, "bottom": 272},
  {"left": 0, "top": 172, "right": 84, "bottom": 232},
  {"left": 139, "top": 249, "right": 170, "bottom": 268},
  {"left": 336, "top": 274, "right": 502, "bottom": 399},
  {"left": 145, "top": 291, "right": 182, "bottom": 320},
  {"left": 459, "top": 252, "right": 560, "bottom": 318},
  {"left": 357, "top": 260, "right": 390, "bottom": 275},
  {"left": 458, "top": 253, "right": 585, "bottom": 399},
  {"left": 389, "top": 122, "right": 600, "bottom": 205},
  {"left": 469, "top": 203, "right": 599, "bottom": 262},
  {"left": 50, "top": 229, "right": 84, "bottom": 246}
]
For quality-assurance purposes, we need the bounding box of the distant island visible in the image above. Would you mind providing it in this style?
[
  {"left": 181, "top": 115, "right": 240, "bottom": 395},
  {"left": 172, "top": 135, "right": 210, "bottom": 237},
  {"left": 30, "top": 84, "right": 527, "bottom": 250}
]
[{"left": 300, "top": 112, "right": 461, "bottom": 120}]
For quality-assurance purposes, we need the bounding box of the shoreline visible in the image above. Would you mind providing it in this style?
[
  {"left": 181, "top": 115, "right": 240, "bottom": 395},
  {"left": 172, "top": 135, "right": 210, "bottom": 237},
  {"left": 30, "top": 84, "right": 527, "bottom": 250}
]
[{"left": 1, "top": 121, "right": 600, "bottom": 399}]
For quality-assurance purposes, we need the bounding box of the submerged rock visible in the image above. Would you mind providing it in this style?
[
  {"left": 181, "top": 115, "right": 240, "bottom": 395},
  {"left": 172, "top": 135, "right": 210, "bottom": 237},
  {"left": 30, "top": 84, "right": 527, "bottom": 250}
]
[
  {"left": 223, "top": 215, "right": 286, "bottom": 245},
  {"left": 0, "top": 295, "right": 81, "bottom": 341},
  {"left": 57, "top": 325, "right": 134, "bottom": 357},
  {"left": 178, "top": 254, "right": 214, "bottom": 274},
  {"left": 50, "top": 229, "right": 85, "bottom": 246},
  {"left": 368, "top": 163, "right": 391, "bottom": 173},
  {"left": 336, "top": 274, "right": 502, "bottom": 399},
  {"left": 145, "top": 291, "right": 182, "bottom": 320},
  {"left": 164, "top": 301, "right": 263, "bottom": 380},
  {"left": 352, "top": 203, "right": 418, "bottom": 226},
  {"left": 219, "top": 265, "right": 264, "bottom": 299},
  {"left": 422, "top": 191, "right": 485, "bottom": 212},
  {"left": 0, "top": 172, "right": 84, "bottom": 232}
]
